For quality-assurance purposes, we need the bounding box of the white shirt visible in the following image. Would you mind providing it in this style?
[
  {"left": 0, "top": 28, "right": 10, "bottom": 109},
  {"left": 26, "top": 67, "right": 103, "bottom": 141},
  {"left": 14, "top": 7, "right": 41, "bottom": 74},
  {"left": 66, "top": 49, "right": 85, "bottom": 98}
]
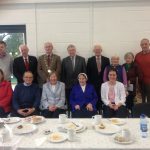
[
  {"left": 51, "top": 85, "right": 56, "bottom": 92},
  {"left": 81, "top": 85, "right": 86, "bottom": 92}
]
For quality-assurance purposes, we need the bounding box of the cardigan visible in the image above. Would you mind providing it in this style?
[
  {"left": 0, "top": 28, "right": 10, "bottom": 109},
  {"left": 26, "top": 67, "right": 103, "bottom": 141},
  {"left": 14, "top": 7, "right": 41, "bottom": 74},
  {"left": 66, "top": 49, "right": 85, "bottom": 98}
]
[
  {"left": 40, "top": 81, "right": 66, "bottom": 110},
  {"left": 0, "top": 81, "right": 13, "bottom": 112},
  {"left": 101, "top": 81, "right": 126, "bottom": 106},
  {"left": 70, "top": 83, "right": 98, "bottom": 111}
]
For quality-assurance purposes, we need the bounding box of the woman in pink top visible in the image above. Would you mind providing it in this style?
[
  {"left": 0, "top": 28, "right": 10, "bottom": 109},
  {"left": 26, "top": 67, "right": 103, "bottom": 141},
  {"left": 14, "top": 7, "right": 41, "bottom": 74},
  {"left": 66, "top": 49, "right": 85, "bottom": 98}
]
[{"left": 101, "top": 68, "right": 128, "bottom": 118}]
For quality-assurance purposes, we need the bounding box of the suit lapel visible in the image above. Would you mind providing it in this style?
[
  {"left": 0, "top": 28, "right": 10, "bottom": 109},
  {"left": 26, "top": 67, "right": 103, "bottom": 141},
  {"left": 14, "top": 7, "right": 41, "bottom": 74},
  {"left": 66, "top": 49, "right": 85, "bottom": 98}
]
[
  {"left": 67, "top": 57, "right": 74, "bottom": 72},
  {"left": 74, "top": 55, "right": 79, "bottom": 72},
  {"left": 93, "top": 56, "right": 99, "bottom": 73}
]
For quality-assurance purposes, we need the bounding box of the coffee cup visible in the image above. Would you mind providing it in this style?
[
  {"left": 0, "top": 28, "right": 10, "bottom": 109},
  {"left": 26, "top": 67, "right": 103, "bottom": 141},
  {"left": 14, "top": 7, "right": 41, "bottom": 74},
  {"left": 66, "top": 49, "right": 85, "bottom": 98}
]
[
  {"left": 59, "top": 114, "right": 67, "bottom": 124},
  {"left": 121, "top": 129, "right": 131, "bottom": 141},
  {"left": 92, "top": 115, "right": 102, "bottom": 125},
  {"left": 1, "top": 128, "right": 11, "bottom": 143},
  {"left": 67, "top": 129, "right": 76, "bottom": 141}
]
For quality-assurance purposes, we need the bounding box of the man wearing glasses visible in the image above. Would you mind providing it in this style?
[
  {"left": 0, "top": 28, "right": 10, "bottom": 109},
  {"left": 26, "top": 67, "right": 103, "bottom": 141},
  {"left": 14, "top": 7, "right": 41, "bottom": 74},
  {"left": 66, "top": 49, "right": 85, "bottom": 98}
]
[{"left": 11, "top": 71, "right": 41, "bottom": 117}]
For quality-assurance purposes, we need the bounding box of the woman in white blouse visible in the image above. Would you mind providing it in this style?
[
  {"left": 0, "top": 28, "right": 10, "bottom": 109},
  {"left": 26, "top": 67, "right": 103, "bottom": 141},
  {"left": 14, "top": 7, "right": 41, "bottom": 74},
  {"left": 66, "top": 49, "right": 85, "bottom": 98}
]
[
  {"left": 101, "top": 68, "right": 128, "bottom": 118},
  {"left": 40, "top": 72, "right": 66, "bottom": 118}
]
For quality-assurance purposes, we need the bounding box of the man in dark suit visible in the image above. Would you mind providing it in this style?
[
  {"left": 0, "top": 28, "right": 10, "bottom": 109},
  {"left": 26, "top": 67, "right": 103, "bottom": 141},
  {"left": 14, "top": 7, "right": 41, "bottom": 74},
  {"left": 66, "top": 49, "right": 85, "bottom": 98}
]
[
  {"left": 13, "top": 44, "right": 38, "bottom": 83},
  {"left": 87, "top": 44, "right": 110, "bottom": 112},
  {"left": 61, "top": 44, "right": 86, "bottom": 116}
]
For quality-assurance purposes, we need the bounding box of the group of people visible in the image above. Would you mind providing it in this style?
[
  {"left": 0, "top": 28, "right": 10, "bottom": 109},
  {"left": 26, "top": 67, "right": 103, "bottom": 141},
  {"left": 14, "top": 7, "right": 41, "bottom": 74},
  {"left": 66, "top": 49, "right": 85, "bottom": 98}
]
[{"left": 0, "top": 38, "right": 150, "bottom": 118}]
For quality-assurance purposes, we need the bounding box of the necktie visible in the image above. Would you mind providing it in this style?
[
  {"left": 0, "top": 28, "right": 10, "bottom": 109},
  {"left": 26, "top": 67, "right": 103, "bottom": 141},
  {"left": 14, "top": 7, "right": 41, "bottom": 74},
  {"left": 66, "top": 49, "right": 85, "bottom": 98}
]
[
  {"left": 24, "top": 58, "right": 29, "bottom": 71},
  {"left": 71, "top": 56, "right": 75, "bottom": 70},
  {"left": 47, "top": 55, "right": 51, "bottom": 67},
  {"left": 96, "top": 56, "right": 101, "bottom": 73}
]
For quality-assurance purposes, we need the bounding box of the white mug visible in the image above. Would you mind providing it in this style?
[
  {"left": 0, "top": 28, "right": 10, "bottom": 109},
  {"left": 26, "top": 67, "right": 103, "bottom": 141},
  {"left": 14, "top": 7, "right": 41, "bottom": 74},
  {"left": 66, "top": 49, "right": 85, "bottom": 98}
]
[
  {"left": 59, "top": 114, "right": 67, "bottom": 124},
  {"left": 67, "top": 129, "right": 76, "bottom": 141},
  {"left": 92, "top": 115, "right": 102, "bottom": 125},
  {"left": 1, "top": 128, "right": 11, "bottom": 143}
]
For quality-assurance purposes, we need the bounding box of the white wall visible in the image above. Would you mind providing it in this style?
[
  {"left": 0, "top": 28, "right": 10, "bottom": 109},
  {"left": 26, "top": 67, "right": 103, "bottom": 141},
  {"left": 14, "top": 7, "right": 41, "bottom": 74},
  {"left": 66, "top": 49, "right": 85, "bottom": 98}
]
[{"left": 0, "top": 0, "right": 150, "bottom": 63}]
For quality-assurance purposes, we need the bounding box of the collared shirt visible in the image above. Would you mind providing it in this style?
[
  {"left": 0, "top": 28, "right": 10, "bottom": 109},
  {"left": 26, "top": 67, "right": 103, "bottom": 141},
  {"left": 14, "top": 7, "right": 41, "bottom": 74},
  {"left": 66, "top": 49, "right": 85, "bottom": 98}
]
[
  {"left": 23, "top": 82, "right": 32, "bottom": 86},
  {"left": 51, "top": 85, "right": 56, "bottom": 92},
  {"left": 81, "top": 85, "right": 86, "bottom": 92},
  {"left": 95, "top": 55, "right": 101, "bottom": 64},
  {"left": 23, "top": 56, "right": 29, "bottom": 63}
]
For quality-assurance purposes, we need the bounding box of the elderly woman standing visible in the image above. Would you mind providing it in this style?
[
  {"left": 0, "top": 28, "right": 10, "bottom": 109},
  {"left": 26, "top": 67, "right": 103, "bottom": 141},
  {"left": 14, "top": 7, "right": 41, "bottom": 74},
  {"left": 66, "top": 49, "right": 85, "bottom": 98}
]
[
  {"left": 70, "top": 73, "right": 98, "bottom": 118},
  {"left": 40, "top": 72, "right": 66, "bottom": 118},
  {"left": 103, "top": 55, "right": 127, "bottom": 87},
  {"left": 101, "top": 68, "right": 128, "bottom": 118},
  {"left": 0, "top": 69, "right": 13, "bottom": 117},
  {"left": 123, "top": 52, "right": 142, "bottom": 111}
]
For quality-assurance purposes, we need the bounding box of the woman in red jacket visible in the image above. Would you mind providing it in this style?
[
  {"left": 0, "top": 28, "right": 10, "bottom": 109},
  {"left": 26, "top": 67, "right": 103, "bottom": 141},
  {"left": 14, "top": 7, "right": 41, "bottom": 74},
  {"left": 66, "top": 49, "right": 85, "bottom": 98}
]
[{"left": 0, "top": 69, "right": 13, "bottom": 117}]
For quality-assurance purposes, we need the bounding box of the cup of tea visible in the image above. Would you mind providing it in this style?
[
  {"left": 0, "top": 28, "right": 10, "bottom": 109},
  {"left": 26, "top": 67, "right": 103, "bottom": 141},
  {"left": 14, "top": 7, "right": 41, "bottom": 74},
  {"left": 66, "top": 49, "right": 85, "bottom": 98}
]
[
  {"left": 67, "top": 129, "right": 76, "bottom": 141},
  {"left": 92, "top": 115, "right": 102, "bottom": 125},
  {"left": 59, "top": 114, "right": 67, "bottom": 124},
  {"left": 120, "top": 129, "right": 131, "bottom": 141}
]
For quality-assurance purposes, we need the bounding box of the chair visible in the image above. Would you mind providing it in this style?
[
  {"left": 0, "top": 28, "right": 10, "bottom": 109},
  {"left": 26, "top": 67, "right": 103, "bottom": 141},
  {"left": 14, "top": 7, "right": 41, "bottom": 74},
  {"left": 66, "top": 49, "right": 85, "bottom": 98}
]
[{"left": 132, "top": 103, "right": 150, "bottom": 118}]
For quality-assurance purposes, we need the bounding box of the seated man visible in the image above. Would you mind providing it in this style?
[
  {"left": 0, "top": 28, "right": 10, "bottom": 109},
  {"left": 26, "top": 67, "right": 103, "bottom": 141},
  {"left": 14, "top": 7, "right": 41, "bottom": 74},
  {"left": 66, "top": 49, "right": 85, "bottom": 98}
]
[
  {"left": 11, "top": 71, "right": 41, "bottom": 117},
  {"left": 70, "top": 73, "right": 98, "bottom": 118}
]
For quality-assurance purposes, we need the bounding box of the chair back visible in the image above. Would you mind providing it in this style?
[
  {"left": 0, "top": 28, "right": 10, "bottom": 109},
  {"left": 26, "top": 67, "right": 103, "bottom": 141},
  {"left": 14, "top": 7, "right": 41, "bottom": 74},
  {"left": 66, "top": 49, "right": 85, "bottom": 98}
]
[{"left": 132, "top": 103, "right": 150, "bottom": 118}]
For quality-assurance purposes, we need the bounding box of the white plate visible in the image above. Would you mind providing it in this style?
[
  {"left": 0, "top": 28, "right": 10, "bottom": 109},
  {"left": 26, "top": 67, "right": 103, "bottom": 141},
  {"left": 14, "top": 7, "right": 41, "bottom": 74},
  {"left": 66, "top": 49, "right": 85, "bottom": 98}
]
[
  {"left": 3, "top": 117, "right": 21, "bottom": 124},
  {"left": 48, "top": 132, "right": 67, "bottom": 143},
  {"left": 109, "top": 118, "right": 126, "bottom": 126},
  {"left": 57, "top": 125, "right": 86, "bottom": 133},
  {"left": 24, "top": 116, "right": 45, "bottom": 124},
  {"left": 63, "top": 122, "right": 84, "bottom": 131},
  {"left": 113, "top": 135, "right": 134, "bottom": 144},
  {"left": 13, "top": 123, "right": 37, "bottom": 134},
  {"left": 95, "top": 123, "right": 121, "bottom": 135}
]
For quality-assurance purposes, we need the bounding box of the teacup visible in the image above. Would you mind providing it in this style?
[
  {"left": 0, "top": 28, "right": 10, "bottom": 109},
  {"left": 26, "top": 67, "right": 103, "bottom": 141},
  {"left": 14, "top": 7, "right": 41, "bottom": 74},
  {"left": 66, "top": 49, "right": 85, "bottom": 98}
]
[
  {"left": 59, "top": 114, "right": 67, "bottom": 124},
  {"left": 1, "top": 128, "right": 11, "bottom": 143},
  {"left": 67, "top": 129, "right": 76, "bottom": 141},
  {"left": 92, "top": 115, "right": 102, "bottom": 125},
  {"left": 120, "top": 129, "right": 131, "bottom": 141}
]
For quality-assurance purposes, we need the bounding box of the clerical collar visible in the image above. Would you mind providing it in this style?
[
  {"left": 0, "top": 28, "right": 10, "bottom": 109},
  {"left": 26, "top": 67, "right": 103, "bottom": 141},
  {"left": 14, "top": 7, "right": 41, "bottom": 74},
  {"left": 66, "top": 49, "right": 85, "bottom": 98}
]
[{"left": 24, "top": 82, "right": 32, "bottom": 86}]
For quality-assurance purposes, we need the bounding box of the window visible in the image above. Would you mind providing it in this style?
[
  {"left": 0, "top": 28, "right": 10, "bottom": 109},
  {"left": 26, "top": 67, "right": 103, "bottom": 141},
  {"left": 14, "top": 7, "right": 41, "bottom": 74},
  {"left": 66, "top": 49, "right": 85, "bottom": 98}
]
[
  {"left": 0, "top": 25, "right": 26, "bottom": 87},
  {"left": 0, "top": 25, "right": 26, "bottom": 58}
]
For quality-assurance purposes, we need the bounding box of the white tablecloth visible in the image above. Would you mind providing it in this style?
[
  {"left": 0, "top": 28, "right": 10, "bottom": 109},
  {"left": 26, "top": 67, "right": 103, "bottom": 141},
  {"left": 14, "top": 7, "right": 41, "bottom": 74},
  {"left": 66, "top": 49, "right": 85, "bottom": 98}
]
[{"left": 0, "top": 118, "right": 150, "bottom": 150}]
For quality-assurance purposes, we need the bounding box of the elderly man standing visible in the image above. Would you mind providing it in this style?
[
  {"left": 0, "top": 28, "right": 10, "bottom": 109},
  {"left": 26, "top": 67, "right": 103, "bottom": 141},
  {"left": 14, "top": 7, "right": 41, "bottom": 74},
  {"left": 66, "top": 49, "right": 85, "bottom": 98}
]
[
  {"left": 38, "top": 42, "right": 61, "bottom": 85},
  {"left": 12, "top": 71, "right": 41, "bottom": 117},
  {"left": 61, "top": 44, "right": 86, "bottom": 115},
  {"left": 0, "top": 41, "right": 13, "bottom": 81},
  {"left": 135, "top": 38, "right": 150, "bottom": 103},
  {"left": 87, "top": 44, "right": 110, "bottom": 111},
  {"left": 13, "top": 44, "right": 38, "bottom": 83}
]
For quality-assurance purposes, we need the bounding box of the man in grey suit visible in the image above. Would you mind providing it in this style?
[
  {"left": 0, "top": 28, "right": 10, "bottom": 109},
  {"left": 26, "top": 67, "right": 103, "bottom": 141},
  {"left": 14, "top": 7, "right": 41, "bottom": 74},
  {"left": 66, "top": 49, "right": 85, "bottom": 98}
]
[{"left": 61, "top": 44, "right": 86, "bottom": 115}]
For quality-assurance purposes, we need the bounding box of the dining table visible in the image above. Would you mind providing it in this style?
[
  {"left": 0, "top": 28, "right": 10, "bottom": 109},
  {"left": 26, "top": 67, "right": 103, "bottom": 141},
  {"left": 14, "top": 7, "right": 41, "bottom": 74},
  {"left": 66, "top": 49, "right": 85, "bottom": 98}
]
[{"left": 0, "top": 118, "right": 150, "bottom": 150}]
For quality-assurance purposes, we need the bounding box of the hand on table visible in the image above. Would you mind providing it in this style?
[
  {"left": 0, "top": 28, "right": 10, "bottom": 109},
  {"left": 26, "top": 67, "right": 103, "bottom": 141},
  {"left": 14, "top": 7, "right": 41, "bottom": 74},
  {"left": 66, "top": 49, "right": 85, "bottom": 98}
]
[{"left": 86, "top": 103, "right": 93, "bottom": 111}]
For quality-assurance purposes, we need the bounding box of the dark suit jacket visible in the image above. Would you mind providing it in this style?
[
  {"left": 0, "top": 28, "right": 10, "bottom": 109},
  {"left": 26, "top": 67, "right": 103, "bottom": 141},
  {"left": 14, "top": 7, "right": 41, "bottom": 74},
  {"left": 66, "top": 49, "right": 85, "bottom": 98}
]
[
  {"left": 61, "top": 55, "right": 86, "bottom": 89},
  {"left": 13, "top": 56, "right": 38, "bottom": 83},
  {"left": 87, "top": 55, "right": 110, "bottom": 88}
]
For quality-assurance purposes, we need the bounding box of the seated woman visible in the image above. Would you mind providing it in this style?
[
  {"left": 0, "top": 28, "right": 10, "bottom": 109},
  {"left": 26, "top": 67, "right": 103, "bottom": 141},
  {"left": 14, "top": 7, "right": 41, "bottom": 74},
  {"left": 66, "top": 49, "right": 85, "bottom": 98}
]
[
  {"left": 40, "top": 72, "right": 66, "bottom": 118},
  {"left": 101, "top": 68, "right": 128, "bottom": 118},
  {"left": 12, "top": 71, "right": 41, "bottom": 117},
  {"left": 103, "top": 55, "right": 127, "bottom": 87},
  {"left": 70, "top": 73, "right": 98, "bottom": 118},
  {"left": 0, "top": 69, "right": 13, "bottom": 117}
]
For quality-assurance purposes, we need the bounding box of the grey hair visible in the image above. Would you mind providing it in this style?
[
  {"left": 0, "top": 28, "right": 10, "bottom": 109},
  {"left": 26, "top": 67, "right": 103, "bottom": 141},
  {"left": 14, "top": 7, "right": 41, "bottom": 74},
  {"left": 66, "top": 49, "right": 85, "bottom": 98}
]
[
  {"left": 67, "top": 44, "right": 76, "bottom": 50},
  {"left": 124, "top": 52, "right": 134, "bottom": 59}
]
